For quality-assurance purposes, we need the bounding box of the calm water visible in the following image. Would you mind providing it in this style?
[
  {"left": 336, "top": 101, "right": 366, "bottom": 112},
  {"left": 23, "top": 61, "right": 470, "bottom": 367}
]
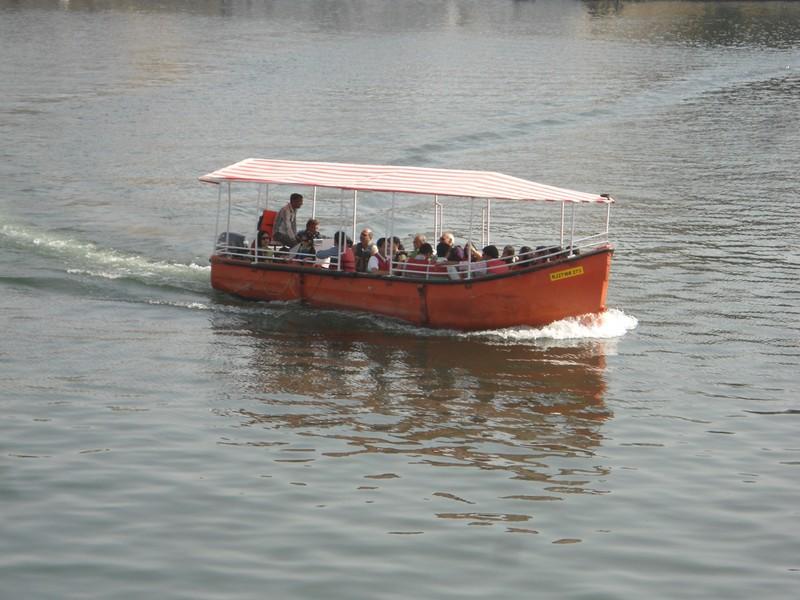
[{"left": 2, "top": 1, "right": 799, "bottom": 598}]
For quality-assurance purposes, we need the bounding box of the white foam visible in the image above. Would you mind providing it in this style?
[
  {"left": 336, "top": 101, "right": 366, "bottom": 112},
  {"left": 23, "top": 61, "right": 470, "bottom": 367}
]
[
  {"left": 314, "top": 306, "right": 638, "bottom": 343},
  {"left": 468, "top": 309, "right": 638, "bottom": 342},
  {"left": 145, "top": 299, "right": 214, "bottom": 311}
]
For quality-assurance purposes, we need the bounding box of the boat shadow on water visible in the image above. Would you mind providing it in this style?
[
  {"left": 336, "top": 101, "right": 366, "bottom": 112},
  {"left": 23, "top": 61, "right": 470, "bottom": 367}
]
[{"left": 209, "top": 304, "right": 613, "bottom": 501}]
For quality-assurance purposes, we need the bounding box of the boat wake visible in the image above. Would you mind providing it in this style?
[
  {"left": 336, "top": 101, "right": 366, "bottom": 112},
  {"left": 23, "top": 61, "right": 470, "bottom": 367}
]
[
  {"left": 468, "top": 309, "right": 638, "bottom": 342},
  {"left": 1, "top": 222, "right": 210, "bottom": 293},
  {"left": 319, "top": 306, "right": 638, "bottom": 344}
]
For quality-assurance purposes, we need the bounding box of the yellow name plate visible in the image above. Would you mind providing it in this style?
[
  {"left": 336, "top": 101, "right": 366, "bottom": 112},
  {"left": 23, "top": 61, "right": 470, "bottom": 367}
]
[{"left": 549, "top": 266, "right": 584, "bottom": 281}]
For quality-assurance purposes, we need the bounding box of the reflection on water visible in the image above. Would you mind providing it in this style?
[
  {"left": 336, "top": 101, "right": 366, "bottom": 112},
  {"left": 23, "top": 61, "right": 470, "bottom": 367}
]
[
  {"left": 583, "top": 0, "right": 800, "bottom": 48},
  {"left": 18, "top": 0, "right": 800, "bottom": 50},
  {"left": 210, "top": 308, "right": 612, "bottom": 528}
]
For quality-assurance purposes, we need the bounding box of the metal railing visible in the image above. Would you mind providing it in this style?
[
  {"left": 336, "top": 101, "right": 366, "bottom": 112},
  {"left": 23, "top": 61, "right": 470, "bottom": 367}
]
[{"left": 215, "top": 230, "right": 611, "bottom": 280}]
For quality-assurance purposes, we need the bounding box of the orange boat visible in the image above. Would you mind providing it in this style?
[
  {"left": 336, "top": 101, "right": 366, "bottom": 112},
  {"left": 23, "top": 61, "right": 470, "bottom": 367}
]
[{"left": 201, "top": 159, "right": 615, "bottom": 330}]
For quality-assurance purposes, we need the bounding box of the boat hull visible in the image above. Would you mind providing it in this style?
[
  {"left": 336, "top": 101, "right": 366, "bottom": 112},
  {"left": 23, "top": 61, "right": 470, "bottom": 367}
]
[{"left": 210, "top": 248, "right": 613, "bottom": 330}]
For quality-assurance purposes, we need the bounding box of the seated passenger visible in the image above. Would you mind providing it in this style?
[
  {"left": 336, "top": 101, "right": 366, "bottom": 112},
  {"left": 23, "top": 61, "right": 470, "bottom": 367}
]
[
  {"left": 297, "top": 218, "right": 321, "bottom": 243},
  {"left": 367, "top": 237, "right": 391, "bottom": 273},
  {"left": 404, "top": 242, "right": 434, "bottom": 277},
  {"left": 291, "top": 224, "right": 321, "bottom": 262},
  {"left": 502, "top": 245, "right": 516, "bottom": 265},
  {"left": 482, "top": 245, "right": 509, "bottom": 275},
  {"left": 316, "top": 231, "right": 355, "bottom": 272},
  {"left": 446, "top": 246, "right": 462, "bottom": 262},
  {"left": 411, "top": 233, "right": 427, "bottom": 258},
  {"left": 534, "top": 245, "right": 551, "bottom": 264},
  {"left": 464, "top": 242, "right": 482, "bottom": 261},
  {"left": 251, "top": 230, "right": 273, "bottom": 260},
  {"left": 515, "top": 246, "right": 534, "bottom": 269},
  {"left": 438, "top": 231, "right": 464, "bottom": 261},
  {"left": 460, "top": 242, "right": 486, "bottom": 277},
  {"left": 290, "top": 236, "right": 316, "bottom": 262},
  {"left": 354, "top": 228, "right": 377, "bottom": 272},
  {"left": 391, "top": 236, "right": 408, "bottom": 263}
]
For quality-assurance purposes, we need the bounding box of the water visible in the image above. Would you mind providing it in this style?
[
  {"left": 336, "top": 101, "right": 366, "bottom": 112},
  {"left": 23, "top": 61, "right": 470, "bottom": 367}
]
[{"left": 1, "top": 1, "right": 799, "bottom": 598}]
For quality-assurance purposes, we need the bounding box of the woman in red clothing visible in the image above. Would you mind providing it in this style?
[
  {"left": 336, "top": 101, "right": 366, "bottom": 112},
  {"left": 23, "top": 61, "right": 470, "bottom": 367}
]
[{"left": 482, "top": 245, "right": 509, "bottom": 276}]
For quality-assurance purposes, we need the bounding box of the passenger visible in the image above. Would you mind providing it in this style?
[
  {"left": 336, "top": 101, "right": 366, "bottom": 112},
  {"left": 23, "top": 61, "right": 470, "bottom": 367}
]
[
  {"left": 515, "top": 245, "right": 534, "bottom": 269},
  {"left": 404, "top": 242, "right": 434, "bottom": 277},
  {"left": 445, "top": 246, "right": 460, "bottom": 261},
  {"left": 464, "top": 242, "right": 482, "bottom": 262},
  {"left": 353, "top": 228, "right": 377, "bottom": 272},
  {"left": 438, "top": 231, "right": 464, "bottom": 261},
  {"left": 273, "top": 193, "right": 304, "bottom": 247},
  {"left": 287, "top": 218, "right": 321, "bottom": 262},
  {"left": 316, "top": 231, "right": 355, "bottom": 272},
  {"left": 251, "top": 230, "right": 272, "bottom": 260},
  {"left": 367, "top": 237, "right": 391, "bottom": 273},
  {"left": 297, "top": 218, "right": 321, "bottom": 243},
  {"left": 461, "top": 242, "right": 486, "bottom": 277},
  {"left": 411, "top": 233, "right": 427, "bottom": 258},
  {"left": 483, "top": 245, "right": 509, "bottom": 275},
  {"left": 436, "top": 241, "right": 450, "bottom": 260},
  {"left": 290, "top": 236, "right": 316, "bottom": 262},
  {"left": 392, "top": 236, "right": 408, "bottom": 263},
  {"left": 535, "top": 245, "right": 551, "bottom": 264},
  {"left": 502, "top": 245, "right": 516, "bottom": 265}
]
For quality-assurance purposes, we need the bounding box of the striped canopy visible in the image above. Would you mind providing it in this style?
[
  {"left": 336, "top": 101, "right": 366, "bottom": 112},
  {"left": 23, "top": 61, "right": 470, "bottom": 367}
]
[{"left": 200, "top": 158, "right": 613, "bottom": 204}]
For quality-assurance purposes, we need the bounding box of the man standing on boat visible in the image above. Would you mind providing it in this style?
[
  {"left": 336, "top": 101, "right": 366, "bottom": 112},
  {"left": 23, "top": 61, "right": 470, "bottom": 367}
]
[{"left": 273, "top": 193, "right": 303, "bottom": 247}]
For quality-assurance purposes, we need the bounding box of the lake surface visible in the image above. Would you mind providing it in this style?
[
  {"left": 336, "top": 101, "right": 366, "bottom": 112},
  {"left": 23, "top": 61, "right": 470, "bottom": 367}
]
[{"left": 1, "top": 1, "right": 799, "bottom": 598}]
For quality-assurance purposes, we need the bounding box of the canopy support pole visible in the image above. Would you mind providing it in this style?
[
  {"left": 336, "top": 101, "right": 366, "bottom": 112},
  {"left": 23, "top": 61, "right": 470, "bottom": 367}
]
[
  {"left": 352, "top": 190, "right": 358, "bottom": 244},
  {"left": 466, "top": 197, "right": 475, "bottom": 280},
  {"left": 213, "top": 183, "right": 222, "bottom": 253},
  {"left": 560, "top": 202, "right": 565, "bottom": 248},
  {"left": 569, "top": 203, "right": 576, "bottom": 256},
  {"left": 336, "top": 189, "right": 345, "bottom": 271},
  {"left": 253, "top": 185, "right": 263, "bottom": 263},
  {"left": 226, "top": 182, "right": 232, "bottom": 248},
  {"left": 486, "top": 199, "right": 491, "bottom": 246},
  {"left": 312, "top": 186, "right": 317, "bottom": 219},
  {"left": 433, "top": 196, "right": 443, "bottom": 240},
  {"left": 389, "top": 192, "right": 396, "bottom": 276}
]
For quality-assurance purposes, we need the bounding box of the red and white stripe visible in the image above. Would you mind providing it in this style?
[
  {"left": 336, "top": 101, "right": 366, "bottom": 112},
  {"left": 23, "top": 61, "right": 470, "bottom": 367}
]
[{"left": 200, "top": 158, "right": 613, "bottom": 204}]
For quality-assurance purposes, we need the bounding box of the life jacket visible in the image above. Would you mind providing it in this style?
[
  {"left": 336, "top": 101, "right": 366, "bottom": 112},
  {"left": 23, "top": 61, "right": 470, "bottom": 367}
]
[
  {"left": 257, "top": 210, "right": 278, "bottom": 239},
  {"left": 354, "top": 243, "right": 373, "bottom": 272},
  {"left": 486, "top": 258, "right": 509, "bottom": 275},
  {"left": 339, "top": 247, "right": 356, "bottom": 272},
  {"left": 404, "top": 257, "right": 431, "bottom": 276},
  {"left": 376, "top": 254, "right": 391, "bottom": 272},
  {"left": 431, "top": 262, "right": 448, "bottom": 275}
]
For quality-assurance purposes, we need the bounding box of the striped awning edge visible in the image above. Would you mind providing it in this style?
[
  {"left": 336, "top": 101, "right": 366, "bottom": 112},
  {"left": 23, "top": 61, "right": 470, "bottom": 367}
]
[{"left": 200, "top": 158, "right": 614, "bottom": 204}]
